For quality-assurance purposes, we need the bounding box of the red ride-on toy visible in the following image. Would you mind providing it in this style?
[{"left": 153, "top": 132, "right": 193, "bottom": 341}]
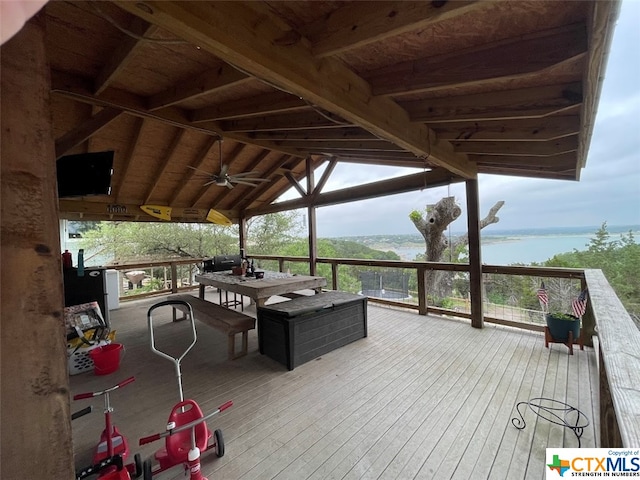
[
  {"left": 73, "top": 376, "right": 141, "bottom": 479},
  {"left": 142, "top": 300, "right": 232, "bottom": 480}
]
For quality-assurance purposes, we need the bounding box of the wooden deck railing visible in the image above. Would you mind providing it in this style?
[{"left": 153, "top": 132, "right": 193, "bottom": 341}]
[{"left": 107, "top": 255, "right": 639, "bottom": 448}]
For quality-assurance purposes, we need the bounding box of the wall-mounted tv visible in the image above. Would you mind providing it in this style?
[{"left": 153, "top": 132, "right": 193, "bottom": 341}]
[{"left": 56, "top": 151, "right": 114, "bottom": 198}]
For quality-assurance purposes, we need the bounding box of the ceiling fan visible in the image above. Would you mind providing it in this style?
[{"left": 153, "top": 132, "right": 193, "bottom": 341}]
[{"left": 189, "top": 139, "right": 270, "bottom": 189}]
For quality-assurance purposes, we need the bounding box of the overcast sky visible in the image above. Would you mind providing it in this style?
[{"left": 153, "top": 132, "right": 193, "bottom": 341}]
[{"left": 287, "top": 0, "right": 640, "bottom": 238}]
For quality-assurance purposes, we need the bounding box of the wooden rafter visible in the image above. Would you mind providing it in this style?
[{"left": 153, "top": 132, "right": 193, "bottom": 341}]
[
  {"left": 143, "top": 128, "right": 185, "bottom": 204},
  {"left": 147, "top": 63, "right": 251, "bottom": 111},
  {"left": 400, "top": 83, "right": 583, "bottom": 123},
  {"left": 167, "top": 136, "right": 219, "bottom": 205},
  {"left": 431, "top": 116, "right": 581, "bottom": 142},
  {"left": 113, "top": 117, "right": 145, "bottom": 202},
  {"left": 51, "top": 70, "right": 306, "bottom": 158},
  {"left": 453, "top": 136, "right": 579, "bottom": 156},
  {"left": 250, "top": 128, "right": 378, "bottom": 141},
  {"left": 94, "top": 18, "right": 157, "bottom": 94},
  {"left": 191, "top": 91, "right": 307, "bottom": 122},
  {"left": 247, "top": 168, "right": 463, "bottom": 217},
  {"left": 234, "top": 154, "right": 293, "bottom": 211},
  {"left": 114, "top": 0, "right": 476, "bottom": 178},
  {"left": 367, "top": 24, "right": 588, "bottom": 96},
  {"left": 54, "top": 107, "right": 123, "bottom": 158},
  {"left": 303, "top": 0, "right": 484, "bottom": 58}
]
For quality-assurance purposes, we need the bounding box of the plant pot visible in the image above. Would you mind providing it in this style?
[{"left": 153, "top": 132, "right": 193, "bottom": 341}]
[{"left": 545, "top": 313, "right": 580, "bottom": 342}]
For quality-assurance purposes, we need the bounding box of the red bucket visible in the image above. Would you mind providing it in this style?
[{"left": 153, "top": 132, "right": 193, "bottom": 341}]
[{"left": 89, "top": 343, "right": 123, "bottom": 375}]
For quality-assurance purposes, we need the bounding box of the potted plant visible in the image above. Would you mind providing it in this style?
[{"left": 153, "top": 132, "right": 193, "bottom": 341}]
[
  {"left": 538, "top": 283, "right": 587, "bottom": 355},
  {"left": 545, "top": 312, "right": 580, "bottom": 343}
]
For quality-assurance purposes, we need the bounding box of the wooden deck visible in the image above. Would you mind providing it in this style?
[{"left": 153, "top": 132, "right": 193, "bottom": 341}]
[{"left": 70, "top": 291, "right": 599, "bottom": 480}]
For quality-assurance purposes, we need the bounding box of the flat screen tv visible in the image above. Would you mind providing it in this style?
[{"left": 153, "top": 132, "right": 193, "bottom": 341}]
[{"left": 56, "top": 151, "right": 114, "bottom": 198}]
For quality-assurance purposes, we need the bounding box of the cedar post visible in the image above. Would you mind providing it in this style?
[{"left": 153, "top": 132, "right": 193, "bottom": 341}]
[
  {"left": 1, "top": 16, "right": 74, "bottom": 479},
  {"left": 466, "top": 179, "right": 484, "bottom": 328}
]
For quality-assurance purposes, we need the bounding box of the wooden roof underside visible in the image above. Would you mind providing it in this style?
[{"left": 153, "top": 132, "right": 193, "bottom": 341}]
[{"left": 47, "top": 0, "right": 620, "bottom": 223}]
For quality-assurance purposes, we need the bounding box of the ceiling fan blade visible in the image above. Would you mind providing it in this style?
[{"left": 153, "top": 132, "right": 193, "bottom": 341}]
[
  {"left": 225, "top": 180, "right": 234, "bottom": 189},
  {"left": 187, "top": 165, "right": 215, "bottom": 176},
  {"left": 232, "top": 179, "right": 262, "bottom": 187},
  {"left": 236, "top": 177, "right": 270, "bottom": 183},
  {"left": 231, "top": 170, "right": 263, "bottom": 178},
  {"left": 203, "top": 179, "right": 217, "bottom": 187}
]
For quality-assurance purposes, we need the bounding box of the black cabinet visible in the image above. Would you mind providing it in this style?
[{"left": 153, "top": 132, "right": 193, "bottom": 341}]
[
  {"left": 257, "top": 292, "right": 367, "bottom": 370},
  {"left": 63, "top": 267, "right": 109, "bottom": 326}
]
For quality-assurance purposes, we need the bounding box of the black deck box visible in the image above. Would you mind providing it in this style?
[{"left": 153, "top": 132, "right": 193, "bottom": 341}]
[{"left": 257, "top": 291, "right": 367, "bottom": 370}]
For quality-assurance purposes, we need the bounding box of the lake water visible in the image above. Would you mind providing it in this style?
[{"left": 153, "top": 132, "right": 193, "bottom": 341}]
[{"left": 391, "top": 231, "right": 640, "bottom": 265}]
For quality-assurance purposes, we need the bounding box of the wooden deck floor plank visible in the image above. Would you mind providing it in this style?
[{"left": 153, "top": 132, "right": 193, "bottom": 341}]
[
  {"left": 266, "top": 320, "right": 470, "bottom": 480},
  {"left": 471, "top": 333, "right": 551, "bottom": 479},
  {"left": 211, "top": 310, "right": 463, "bottom": 478},
  {"left": 368, "top": 328, "right": 514, "bottom": 480},
  {"left": 430, "top": 329, "right": 538, "bottom": 479},
  {"left": 449, "top": 330, "right": 541, "bottom": 479},
  {"left": 236, "top": 319, "right": 468, "bottom": 480},
  {"left": 389, "top": 328, "right": 520, "bottom": 480},
  {"left": 68, "top": 296, "right": 598, "bottom": 480}
]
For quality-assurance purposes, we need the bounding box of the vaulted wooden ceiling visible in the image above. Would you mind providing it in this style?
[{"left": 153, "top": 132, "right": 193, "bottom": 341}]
[{"left": 47, "top": 0, "right": 620, "bottom": 223}]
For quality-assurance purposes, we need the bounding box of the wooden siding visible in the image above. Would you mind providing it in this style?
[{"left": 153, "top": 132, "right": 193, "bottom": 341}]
[{"left": 70, "top": 293, "right": 598, "bottom": 479}]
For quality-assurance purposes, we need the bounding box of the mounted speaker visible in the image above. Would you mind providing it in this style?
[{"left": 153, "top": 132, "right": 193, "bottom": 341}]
[{"left": 56, "top": 151, "right": 114, "bottom": 198}]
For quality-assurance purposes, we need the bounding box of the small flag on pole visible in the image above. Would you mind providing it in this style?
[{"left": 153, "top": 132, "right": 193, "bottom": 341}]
[
  {"left": 537, "top": 281, "right": 548, "bottom": 306},
  {"left": 572, "top": 289, "right": 588, "bottom": 318}
]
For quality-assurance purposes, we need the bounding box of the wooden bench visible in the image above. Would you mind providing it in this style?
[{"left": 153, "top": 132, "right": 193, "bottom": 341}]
[{"left": 167, "top": 294, "right": 255, "bottom": 360}]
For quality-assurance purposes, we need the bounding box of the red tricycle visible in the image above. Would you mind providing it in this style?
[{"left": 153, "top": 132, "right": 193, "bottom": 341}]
[
  {"left": 141, "top": 300, "right": 232, "bottom": 480},
  {"left": 74, "top": 376, "right": 141, "bottom": 479}
]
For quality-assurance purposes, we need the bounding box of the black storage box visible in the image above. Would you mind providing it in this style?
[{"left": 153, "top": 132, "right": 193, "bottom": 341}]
[{"left": 257, "top": 291, "right": 367, "bottom": 370}]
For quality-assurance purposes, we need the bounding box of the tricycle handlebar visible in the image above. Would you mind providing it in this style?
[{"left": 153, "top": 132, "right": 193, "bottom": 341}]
[
  {"left": 139, "top": 400, "right": 233, "bottom": 446},
  {"left": 73, "top": 376, "right": 135, "bottom": 400}
]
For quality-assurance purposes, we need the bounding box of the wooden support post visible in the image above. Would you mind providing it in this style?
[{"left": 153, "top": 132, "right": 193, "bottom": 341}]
[
  {"left": 466, "top": 178, "right": 484, "bottom": 328},
  {"left": 1, "top": 16, "right": 74, "bottom": 479},
  {"left": 417, "top": 266, "right": 428, "bottom": 315}
]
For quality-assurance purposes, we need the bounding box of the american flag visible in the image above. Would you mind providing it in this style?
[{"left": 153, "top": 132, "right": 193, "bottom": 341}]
[
  {"left": 537, "top": 281, "right": 548, "bottom": 306},
  {"left": 572, "top": 289, "right": 589, "bottom": 318}
]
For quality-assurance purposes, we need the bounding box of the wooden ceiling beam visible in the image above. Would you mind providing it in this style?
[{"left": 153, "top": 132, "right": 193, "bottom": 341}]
[
  {"left": 235, "top": 154, "right": 293, "bottom": 211},
  {"left": 167, "top": 136, "right": 219, "bottom": 205},
  {"left": 222, "top": 111, "right": 350, "bottom": 132},
  {"left": 312, "top": 157, "right": 338, "bottom": 198},
  {"left": 431, "top": 115, "right": 581, "bottom": 142},
  {"left": 284, "top": 171, "right": 307, "bottom": 197},
  {"left": 401, "top": 82, "right": 583, "bottom": 123},
  {"left": 330, "top": 156, "right": 427, "bottom": 169},
  {"left": 250, "top": 128, "right": 378, "bottom": 141},
  {"left": 191, "top": 91, "right": 307, "bottom": 122},
  {"left": 147, "top": 63, "right": 251, "bottom": 111},
  {"left": 114, "top": 1, "right": 476, "bottom": 178},
  {"left": 143, "top": 128, "right": 186, "bottom": 204},
  {"left": 472, "top": 152, "right": 577, "bottom": 168},
  {"left": 278, "top": 140, "right": 405, "bottom": 152},
  {"left": 113, "top": 117, "right": 145, "bottom": 202},
  {"left": 54, "top": 107, "right": 123, "bottom": 158},
  {"left": 50, "top": 70, "right": 306, "bottom": 157},
  {"left": 246, "top": 169, "right": 463, "bottom": 217},
  {"left": 368, "top": 23, "right": 588, "bottom": 96},
  {"left": 95, "top": 18, "right": 158, "bottom": 95},
  {"left": 304, "top": 1, "right": 483, "bottom": 58},
  {"left": 453, "top": 135, "right": 579, "bottom": 156}
]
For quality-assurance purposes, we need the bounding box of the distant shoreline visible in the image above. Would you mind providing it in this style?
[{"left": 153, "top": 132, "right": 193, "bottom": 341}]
[{"left": 329, "top": 224, "right": 640, "bottom": 243}]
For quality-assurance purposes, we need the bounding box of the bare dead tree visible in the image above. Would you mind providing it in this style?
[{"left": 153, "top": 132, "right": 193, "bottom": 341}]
[{"left": 410, "top": 197, "right": 505, "bottom": 299}]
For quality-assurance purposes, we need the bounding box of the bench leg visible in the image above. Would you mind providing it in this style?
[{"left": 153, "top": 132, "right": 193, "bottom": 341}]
[
  {"left": 228, "top": 331, "right": 249, "bottom": 360},
  {"left": 172, "top": 307, "right": 189, "bottom": 322}
]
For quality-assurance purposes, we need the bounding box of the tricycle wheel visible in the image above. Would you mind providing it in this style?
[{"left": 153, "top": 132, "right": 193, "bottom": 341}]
[
  {"left": 214, "top": 429, "right": 225, "bottom": 457},
  {"left": 143, "top": 458, "right": 153, "bottom": 480},
  {"left": 134, "top": 453, "right": 142, "bottom": 478}
]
